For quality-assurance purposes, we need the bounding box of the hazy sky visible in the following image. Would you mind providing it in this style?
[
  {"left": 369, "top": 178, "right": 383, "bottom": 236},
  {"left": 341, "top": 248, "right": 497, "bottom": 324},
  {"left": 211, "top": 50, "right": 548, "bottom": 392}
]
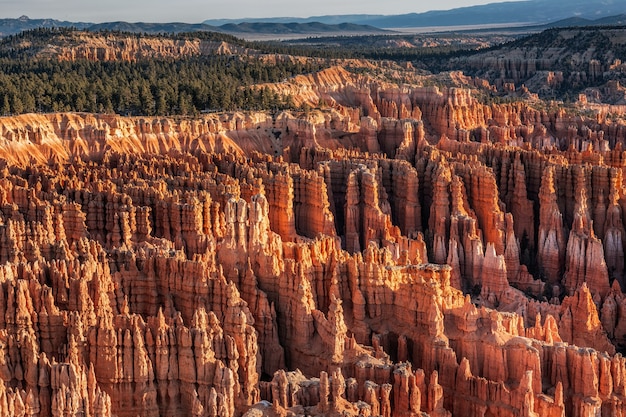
[{"left": 0, "top": 0, "right": 512, "bottom": 23}]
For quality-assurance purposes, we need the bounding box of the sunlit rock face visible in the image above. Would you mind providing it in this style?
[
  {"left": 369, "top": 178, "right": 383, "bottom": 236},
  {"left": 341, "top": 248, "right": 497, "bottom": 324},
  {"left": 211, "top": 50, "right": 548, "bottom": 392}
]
[{"left": 3, "top": 59, "right": 626, "bottom": 417}]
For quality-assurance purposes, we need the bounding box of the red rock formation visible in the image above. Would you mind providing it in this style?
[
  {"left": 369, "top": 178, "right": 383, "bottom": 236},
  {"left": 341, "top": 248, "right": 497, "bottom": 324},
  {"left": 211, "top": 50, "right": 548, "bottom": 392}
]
[
  {"left": 2, "top": 57, "right": 626, "bottom": 417},
  {"left": 559, "top": 283, "right": 615, "bottom": 354},
  {"left": 30, "top": 31, "right": 251, "bottom": 62},
  {"left": 562, "top": 167, "right": 611, "bottom": 299},
  {"left": 537, "top": 166, "right": 567, "bottom": 286},
  {"left": 504, "top": 154, "right": 535, "bottom": 250}
]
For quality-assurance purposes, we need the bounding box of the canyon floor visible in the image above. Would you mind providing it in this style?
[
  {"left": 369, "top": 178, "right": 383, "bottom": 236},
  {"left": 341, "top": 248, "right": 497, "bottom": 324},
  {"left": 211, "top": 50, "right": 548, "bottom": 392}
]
[{"left": 0, "top": 26, "right": 625, "bottom": 417}]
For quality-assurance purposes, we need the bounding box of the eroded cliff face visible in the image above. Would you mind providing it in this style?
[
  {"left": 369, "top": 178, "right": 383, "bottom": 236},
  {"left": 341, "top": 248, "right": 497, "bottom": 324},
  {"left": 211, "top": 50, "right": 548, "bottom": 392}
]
[
  {"left": 18, "top": 31, "right": 251, "bottom": 61},
  {"left": 3, "top": 64, "right": 626, "bottom": 417},
  {"left": 444, "top": 28, "right": 626, "bottom": 102}
]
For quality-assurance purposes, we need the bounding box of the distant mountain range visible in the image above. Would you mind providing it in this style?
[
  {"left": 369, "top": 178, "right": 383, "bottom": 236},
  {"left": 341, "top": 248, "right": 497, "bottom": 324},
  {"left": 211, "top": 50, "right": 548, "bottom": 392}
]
[
  {"left": 455, "top": 13, "right": 626, "bottom": 35},
  {"left": 548, "top": 14, "right": 626, "bottom": 28},
  {"left": 0, "top": 0, "right": 625, "bottom": 38},
  {"left": 0, "top": 16, "right": 388, "bottom": 38},
  {"left": 204, "top": 0, "right": 626, "bottom": 28},
  {"left": 0, "top": 15, "right": 92, "bottom": 35}
]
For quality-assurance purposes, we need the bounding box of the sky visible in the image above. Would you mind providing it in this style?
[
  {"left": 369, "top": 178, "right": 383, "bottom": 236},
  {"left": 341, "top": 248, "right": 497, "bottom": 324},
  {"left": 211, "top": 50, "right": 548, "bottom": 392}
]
[{"left": 0, "top": 0, "right": 512, "bottom": 23}]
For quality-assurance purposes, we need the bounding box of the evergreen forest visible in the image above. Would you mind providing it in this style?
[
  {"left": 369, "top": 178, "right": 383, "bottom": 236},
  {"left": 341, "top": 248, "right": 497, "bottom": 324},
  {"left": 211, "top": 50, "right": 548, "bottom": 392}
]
[{"left": 0, "top": 29, "right": 329, "bottom": 116}]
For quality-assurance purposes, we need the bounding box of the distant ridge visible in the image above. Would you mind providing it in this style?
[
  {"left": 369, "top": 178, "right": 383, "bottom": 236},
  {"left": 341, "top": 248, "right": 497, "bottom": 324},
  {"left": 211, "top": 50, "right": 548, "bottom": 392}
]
[
  {"left": 0, "top": 16, "right": 388, "bottom": 37},
  {"left": 202, "top": 15, "right": 380, "bottom": 27},
  {"left": 507, "top": 14, "right": 626, "bottom": 33},
  {"left": 218, "top": 22, "right": 389, "bottom": 34},
  {"left": 88, "top": 21, "right": 220, "bottom": 33},
  {"left": 529, "top": 14, "right": 626, "bottom": 29},
  {"left": 592, "top": 14, "right": 626, "bottom": 26},
  {"left": 0, "top": 16, "right": 91, "bottom": 36},
  {"left": 204, "top": 0, "right": 626, "bottom": 28}
]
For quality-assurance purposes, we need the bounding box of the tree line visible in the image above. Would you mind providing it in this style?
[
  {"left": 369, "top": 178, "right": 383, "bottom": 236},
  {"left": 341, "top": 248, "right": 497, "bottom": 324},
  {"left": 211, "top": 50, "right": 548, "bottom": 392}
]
[{"left": 0, "top": 29, "right": 326, "bottom": 116}]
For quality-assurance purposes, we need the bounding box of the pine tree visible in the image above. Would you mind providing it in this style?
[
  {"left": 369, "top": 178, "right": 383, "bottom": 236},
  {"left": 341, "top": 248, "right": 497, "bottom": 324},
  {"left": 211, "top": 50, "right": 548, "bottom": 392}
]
[
  {"left": 11, "top": 96, "right": 23, "bottom": 114},
  {"left": 1, "top": 96, "right": 10, "bottom": 116}
]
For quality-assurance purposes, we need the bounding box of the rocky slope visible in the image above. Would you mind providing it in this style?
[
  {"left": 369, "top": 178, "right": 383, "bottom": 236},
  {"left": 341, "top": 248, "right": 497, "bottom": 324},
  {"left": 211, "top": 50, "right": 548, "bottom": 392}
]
[
  {"left": 2, "top": 63, "right": 626, "bottom": 417},
  {"left": 445, "top": 27, "right": 626, "bottom": 103},
  {"left": 1, "top": 30, "right": 251, "bottom": 61}
]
